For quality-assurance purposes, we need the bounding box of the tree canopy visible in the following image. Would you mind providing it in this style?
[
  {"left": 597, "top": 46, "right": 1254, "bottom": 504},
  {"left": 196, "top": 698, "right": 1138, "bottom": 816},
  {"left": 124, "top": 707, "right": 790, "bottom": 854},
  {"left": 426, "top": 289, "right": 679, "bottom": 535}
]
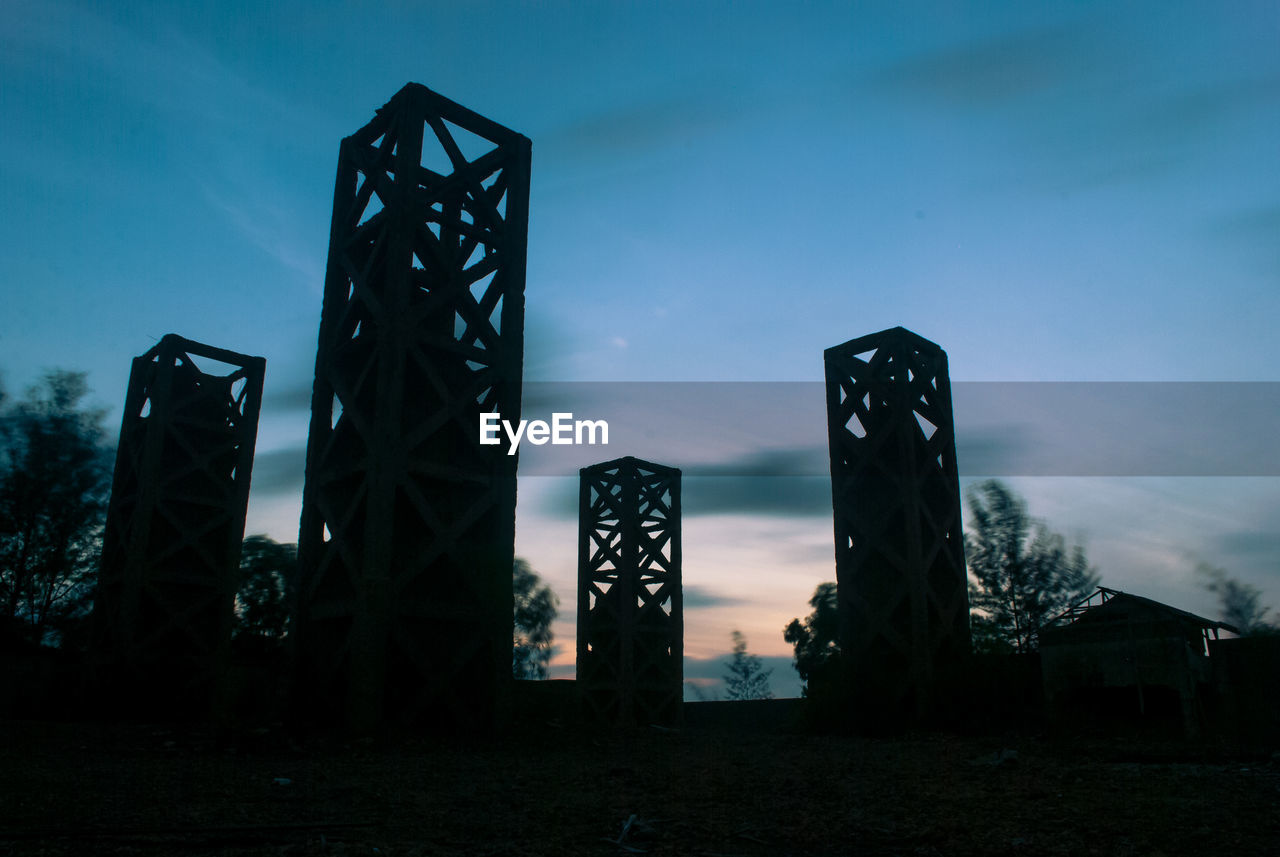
[
  {"left": 0, "top": 371, "right": 112, "bottom": 645},
  {"left": 1196, "top": 562, "right": 1275, "bottom": 636},
  {"left": 965, "top": 480, "right": 1098, "bottom": 654},
  {"left": 235, "top": 534, "right": 296, "bottom": 642},
  {"left": 722, "top": 629, "right": 773, "bottom": 700},
  {"left": 513, "top": 558, "right": 558, "bottom": 679},
  {"left": 783, "top": 581, "right": 839, "bottom": 696}
]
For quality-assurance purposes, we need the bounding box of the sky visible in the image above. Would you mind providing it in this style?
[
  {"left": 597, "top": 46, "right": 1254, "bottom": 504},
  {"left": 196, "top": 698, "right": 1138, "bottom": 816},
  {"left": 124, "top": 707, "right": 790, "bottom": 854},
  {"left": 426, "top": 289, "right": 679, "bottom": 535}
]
[{"left": 3, "top": 1, "right": 1278, "bottom": 698}]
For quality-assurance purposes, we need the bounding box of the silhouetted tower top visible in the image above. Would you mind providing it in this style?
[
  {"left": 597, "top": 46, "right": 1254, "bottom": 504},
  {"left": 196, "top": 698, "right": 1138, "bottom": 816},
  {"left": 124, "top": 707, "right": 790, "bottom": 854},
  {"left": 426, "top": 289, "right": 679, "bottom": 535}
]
[
  {"left": 350, "top": 82, "right": 530, "bottom": 148},
  {"left": 582, "top": 455, "right": 681, "bottom": 476},
  {"left": 825, "top": 326, "right": 945, "bottom": 361}
]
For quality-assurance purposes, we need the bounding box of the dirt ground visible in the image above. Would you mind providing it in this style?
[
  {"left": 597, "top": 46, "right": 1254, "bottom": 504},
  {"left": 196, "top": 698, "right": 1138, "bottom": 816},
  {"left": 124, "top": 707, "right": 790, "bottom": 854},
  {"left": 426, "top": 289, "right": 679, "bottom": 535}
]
[{"left": 2, "top": 718, "right": 1278, "bottom": 857}]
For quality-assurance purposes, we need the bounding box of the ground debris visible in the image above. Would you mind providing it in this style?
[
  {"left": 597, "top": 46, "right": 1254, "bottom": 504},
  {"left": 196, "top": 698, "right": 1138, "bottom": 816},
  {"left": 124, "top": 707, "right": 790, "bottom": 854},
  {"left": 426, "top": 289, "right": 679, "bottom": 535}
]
[
  {"left": 0, "top": 722, "right": 1274, "bottom": 856},
  {"left": 968, "top": 748, "right": 1019, "bottom": 767}
]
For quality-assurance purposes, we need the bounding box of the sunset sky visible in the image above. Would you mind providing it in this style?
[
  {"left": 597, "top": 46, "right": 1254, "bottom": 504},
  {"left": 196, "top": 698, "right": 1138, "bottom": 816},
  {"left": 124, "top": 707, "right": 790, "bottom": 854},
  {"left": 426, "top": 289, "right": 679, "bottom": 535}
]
[{"left": 4, "top": 1, "right": 1278, "bottom": 697}]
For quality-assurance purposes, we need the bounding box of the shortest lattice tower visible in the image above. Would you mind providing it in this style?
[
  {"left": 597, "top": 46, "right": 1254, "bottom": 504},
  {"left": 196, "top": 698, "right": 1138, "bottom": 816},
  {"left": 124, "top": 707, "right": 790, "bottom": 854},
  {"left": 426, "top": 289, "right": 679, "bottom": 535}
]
[
  {"left": 824, "top": 327, "right": 969, "bottom": 726},
  {"left": 577, "top": 456, "right": 683, "bottom": 726},
  {"left": 93, "top": 335, "right": 265, "bottom": 716}
]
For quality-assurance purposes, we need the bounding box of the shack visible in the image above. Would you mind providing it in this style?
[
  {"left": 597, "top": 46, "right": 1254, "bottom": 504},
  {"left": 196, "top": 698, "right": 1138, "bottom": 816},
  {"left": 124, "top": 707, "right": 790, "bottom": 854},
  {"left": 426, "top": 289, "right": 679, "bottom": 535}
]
[{"left": 1039, "top": 587, "right": 1236, "bottom": 736}]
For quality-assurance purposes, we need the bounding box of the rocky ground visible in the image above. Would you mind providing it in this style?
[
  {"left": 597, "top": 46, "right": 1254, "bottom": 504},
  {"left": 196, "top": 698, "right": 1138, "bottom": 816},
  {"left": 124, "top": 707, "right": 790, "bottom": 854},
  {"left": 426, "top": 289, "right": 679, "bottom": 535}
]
[{"left": 2, "top": 718, "right": 1278, "bottom": 856}]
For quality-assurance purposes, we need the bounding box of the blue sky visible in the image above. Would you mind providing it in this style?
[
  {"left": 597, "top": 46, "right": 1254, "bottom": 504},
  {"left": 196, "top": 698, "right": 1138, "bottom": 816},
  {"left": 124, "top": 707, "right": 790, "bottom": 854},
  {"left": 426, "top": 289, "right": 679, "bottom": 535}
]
[{"left": 3, "top": 1, "right": 1278, "bottom": 697}]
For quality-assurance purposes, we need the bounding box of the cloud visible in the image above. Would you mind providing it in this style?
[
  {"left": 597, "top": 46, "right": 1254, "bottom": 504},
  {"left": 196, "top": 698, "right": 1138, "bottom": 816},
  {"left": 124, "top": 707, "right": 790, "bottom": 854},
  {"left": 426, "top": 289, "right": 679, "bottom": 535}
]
[
  {"left": 541, "top": 447, "right": 833, "bottom": 521},
  {"left": 523, "top": 311, "right": 590, "bottom": 382},
  {"left": 683, "top": 584, "right": 750, "bottom": 610},
  {"left": 1137, "top": 75, "right": 1280, "bottom": 142},
  {"left": 3, "top": 0, "right": 313, "bottom": 133},
  {"left": 685, "top": 476, "right": 830, "bottom": 519},
  {"left": 539, "top": 91, "right": 744, "bottom": 158},
  {"left": 1062, "top": 74, "right": 1280, "bottom": 191},
  {"left": 263, "top": 379, "right": 315, "bottom": 413},
  {"left": 1212, "top": 204, "right": 1280, "bottom": 239},
  {"left": 198, "top": 182, "right": 325, "bottom": 290},
  {"left": 687, "top": 448, "right": 828, "bottom": 478},
  {"left": 1216, "top": 530, "right": 1280, "bottom": 561},
  {"left": 250, "top": 445, "right": 307, "bottom": 495},
  {"left": 1210, "top": 491, "right": 1280, "bottom": 576},
  {"left": 867, "top": 20, "right": 1280, "bottom": 193},
  {"left": 1208, "top": 202, "right": 1280, "bottom": 278},
  {"left": 872, "top": 25, "right": 1087, "bottom": 106},
  {"left": 954, "top": 383, "right": 1280, "bottom": 476},
  {"left": 954, "top": 426, "right": 1033, "bottom": 476},
  {"left": 3, "top": 1, "right": 332, "bottom": 291}
]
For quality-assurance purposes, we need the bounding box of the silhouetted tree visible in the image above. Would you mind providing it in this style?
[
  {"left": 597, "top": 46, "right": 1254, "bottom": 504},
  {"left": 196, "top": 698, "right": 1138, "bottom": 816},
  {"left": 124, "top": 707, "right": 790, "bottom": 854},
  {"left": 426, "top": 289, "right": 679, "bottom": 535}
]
[
  {"left": 513, "top": 557, "right": 558, "bottom": 679},
  {"left": 723, "top": 629, "right": 773, "bottom": 700},
  {"left": 0, "top": 371, "right": 111, "bottom": 645},
  {"left": 1196, "top": 561, "right": 1275, "bottom": 636},
  {"left": 965, "top": 480, "right": 1098, "bottom": 654},
  {"left": 784, "top": 581, "right": 839, "bottom": 696},
  {"left": 235, "top": 535, "right": 295, "bottom": 641}
]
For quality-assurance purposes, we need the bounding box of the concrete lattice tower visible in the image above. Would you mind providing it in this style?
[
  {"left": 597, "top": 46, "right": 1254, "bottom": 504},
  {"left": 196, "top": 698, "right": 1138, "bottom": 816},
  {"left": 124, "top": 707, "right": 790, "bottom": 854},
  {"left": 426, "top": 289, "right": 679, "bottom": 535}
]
[
  {"left": 93, "top": 334, "right": 265, "bottom": 716},
  {"left": 293, "top": 84, "right": 531, "bottom": 732},
  {"left": 577, "top": 456, "right": 683, "bottom": 727},
  {"left": 824, "top": 327, "right": 969, "bottom": 724}
]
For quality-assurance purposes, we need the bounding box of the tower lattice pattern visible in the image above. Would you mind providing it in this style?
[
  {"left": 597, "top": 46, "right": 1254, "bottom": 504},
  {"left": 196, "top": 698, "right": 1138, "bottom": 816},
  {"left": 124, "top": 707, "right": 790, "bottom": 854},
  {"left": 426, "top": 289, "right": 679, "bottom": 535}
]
[
  {"left": 824, "top": 327, "right": 969, "bottom": 724},
  {"left": 294, "top": 84, "right": 531, "bottom": 731},
  {"left": 577, "top": 457, "right": 683, "bottom": 726},
  {"left": 94, "top": 334, "right": 264, "bottom": 715}
]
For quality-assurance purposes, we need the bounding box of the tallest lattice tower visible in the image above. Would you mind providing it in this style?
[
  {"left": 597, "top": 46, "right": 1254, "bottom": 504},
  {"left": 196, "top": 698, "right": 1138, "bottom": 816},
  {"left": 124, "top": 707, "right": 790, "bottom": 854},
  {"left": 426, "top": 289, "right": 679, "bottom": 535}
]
[
  {"left": 825, "top": 327, "right": 970, "bottom": 727},
  {"left": 294, "top": 84, "right": 531, "bottom": 732}
]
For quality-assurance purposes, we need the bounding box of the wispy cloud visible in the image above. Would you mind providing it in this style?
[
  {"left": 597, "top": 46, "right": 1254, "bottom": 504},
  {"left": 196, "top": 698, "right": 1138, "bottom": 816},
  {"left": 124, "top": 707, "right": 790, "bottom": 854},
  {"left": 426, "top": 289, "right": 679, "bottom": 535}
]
[
  {"left": 955, "top": 426, "right": 1032, "bottom": 476},
  {"left": 689, "top": 448, "right": 829, "bottom": 478},
  {"left": 1212, "top": 203, "right": 1280, "bottom": 239},
  {"left": 3, "top": 0, "right": 331, "bottom": 289},
  {"left": 3, "top": 0, "right": 309, "bottom": 130},
  {"left": 263, "top": 380, "right": 316, "bottom": 414},
  {"left": 539, "top": 90, "right": 746, "bottom": 158},
  {"left": 872, "top": 25, "right": 1088, "bottom": 106},
  {"left": 1136, "top": 75, "right": 1280, "bottom": 142},
  {"left": 199, "top": 182, "right": 325, "bottom": 288},
  {"left": 540, "top": 447, "right": 834, "bottom": 521},
  {"left": 1207, "top": 490, "right": 1280, "bottom": 587},
  {"left": 1216, "top": 530, "right": 1280, "bottom": 561},
  {"left": 1207, "top": 201, "right": 1280, "bottom": 278},
  {"left": 683, "top": 584, "right": 750, "bottom": 610},
  {"left": 865, "top": 20, "right": 1280, "bottom": 193},
  {"left": 685, "top": 476, "right": 830, "bottom": 519},
  {"left": 250, "top": 446, "right": 306, "bottom": 495}
]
